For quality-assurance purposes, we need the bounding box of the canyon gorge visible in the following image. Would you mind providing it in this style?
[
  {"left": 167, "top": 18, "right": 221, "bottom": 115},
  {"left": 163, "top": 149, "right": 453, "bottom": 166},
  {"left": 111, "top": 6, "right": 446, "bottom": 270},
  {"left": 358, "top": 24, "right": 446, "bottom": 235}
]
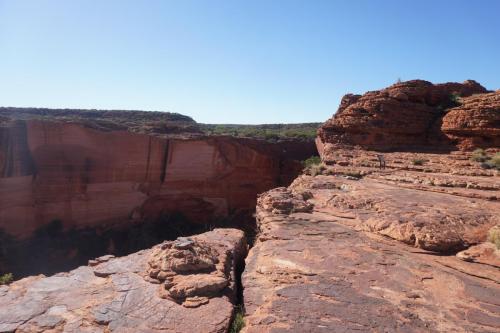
[
  {"left": 0, "top": 110, "right": 316, "bottom": 276},
  {"left": 0, "top": 80, "right": 499, "bottom": 333}
]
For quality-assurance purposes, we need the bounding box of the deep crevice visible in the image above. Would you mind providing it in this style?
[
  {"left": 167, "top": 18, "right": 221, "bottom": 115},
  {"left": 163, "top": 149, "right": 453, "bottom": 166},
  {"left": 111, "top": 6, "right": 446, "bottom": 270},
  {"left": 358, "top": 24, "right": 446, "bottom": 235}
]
[{"left": 160, "top": 139, "right": 170, "bottom": 183}]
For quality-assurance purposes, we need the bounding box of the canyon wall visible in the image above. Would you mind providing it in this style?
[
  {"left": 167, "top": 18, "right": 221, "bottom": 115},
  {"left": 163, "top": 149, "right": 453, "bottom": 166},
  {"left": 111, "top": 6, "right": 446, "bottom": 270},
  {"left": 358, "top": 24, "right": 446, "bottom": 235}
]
[{"left": 0, "top": 117, "right": 316, "bottom": 275}]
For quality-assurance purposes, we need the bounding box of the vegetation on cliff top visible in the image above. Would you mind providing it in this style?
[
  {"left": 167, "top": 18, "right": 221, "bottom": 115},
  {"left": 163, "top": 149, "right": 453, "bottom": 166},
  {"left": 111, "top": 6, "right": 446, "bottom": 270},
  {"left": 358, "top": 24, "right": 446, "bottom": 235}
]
[
  {"left": 0, "top": 107, "right": 200, "bottom": 135},
  {"left": 200, "top": 123, "right": 320, "bottom": 140},
  {"left": 1, "top": 107, "right": 320, "bottom": 141}
]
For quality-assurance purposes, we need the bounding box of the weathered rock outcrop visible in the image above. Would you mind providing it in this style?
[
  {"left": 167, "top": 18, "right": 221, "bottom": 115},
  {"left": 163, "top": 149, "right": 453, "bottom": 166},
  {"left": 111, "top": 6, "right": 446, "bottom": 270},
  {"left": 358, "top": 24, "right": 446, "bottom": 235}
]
[
  {"left": 317, "top": 80, "right": 493, "bottom": 154},
  {"left": 0, "top": 228, "right": 246, "bottom": 333},
  {"left": 0, "top": 111, "right": 316, "bottom": 276},
  {"left": 242, "top": 150, "right": 499, "bottom": 332},
  {"left": 442, "top": 90, "right": 500, "bottom": 150}
]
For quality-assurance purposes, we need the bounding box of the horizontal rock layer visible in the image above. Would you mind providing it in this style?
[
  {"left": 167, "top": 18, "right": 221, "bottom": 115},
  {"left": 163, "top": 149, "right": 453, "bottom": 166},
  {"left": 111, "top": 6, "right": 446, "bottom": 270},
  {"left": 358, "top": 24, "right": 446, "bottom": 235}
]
[
  {"left": 0, "top": 118, "right": 316, "bottom": 275},
  {"left": 317, "top": 79, "right": 497, "bottom": 153},
  {"left": 242, "top": 149, "right": 499, "bottom": 332},
  {"left": 442, "top": 91, "right": 500, "bottom": 150},
  {"left": 0, "top": 228, "right": 246, "bottom": 333}
]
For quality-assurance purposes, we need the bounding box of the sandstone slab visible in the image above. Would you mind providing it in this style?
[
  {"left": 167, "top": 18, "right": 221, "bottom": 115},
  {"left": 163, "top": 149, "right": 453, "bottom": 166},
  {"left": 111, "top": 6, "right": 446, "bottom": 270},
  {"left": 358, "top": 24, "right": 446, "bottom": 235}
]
[
  {"left": 243, "top": 154, "right": 500, "bottom": 332},
  {"left": 0, "top": 229, "right": 246, "bottom": 333}
]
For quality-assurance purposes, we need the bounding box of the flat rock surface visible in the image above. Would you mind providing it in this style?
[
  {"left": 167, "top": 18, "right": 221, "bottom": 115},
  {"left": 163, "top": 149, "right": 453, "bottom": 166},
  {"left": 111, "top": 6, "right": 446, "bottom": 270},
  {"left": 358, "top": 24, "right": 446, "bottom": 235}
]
[
  {"left": 0, "top": 228, "right": 246, "bottom": 333},
  {"left": 242, "top": 152, "right": 500, "bottom": 333}
]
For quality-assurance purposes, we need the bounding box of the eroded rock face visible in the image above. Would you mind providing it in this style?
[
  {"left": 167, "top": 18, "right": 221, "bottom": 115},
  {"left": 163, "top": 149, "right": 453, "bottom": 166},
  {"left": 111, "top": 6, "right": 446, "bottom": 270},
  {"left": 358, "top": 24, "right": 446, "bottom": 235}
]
[
  {"left": 442, "top": 90, "right": 500, "bottom": 150},
  {"left": 146, "top": 236, "right": 238, "bottom": 306},
  {"left": 317, "top": 80, "right": 491, "bottom": 153},
  {"left": 0, "top": 116, "right": 315, "bottom": 276},
  {"left": 257, "top": 187, "right": 314, "bottom": 215},
  {"left": 0, "top": 228, "right": 246, "bottom": 333},
  {"left": 242, "top": 150, "right": 500, "bottom": 332}
]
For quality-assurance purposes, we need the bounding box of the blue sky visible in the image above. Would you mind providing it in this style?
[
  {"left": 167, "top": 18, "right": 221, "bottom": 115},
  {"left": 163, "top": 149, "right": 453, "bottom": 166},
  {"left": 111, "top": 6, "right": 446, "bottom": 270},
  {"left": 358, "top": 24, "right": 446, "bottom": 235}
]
[{"left": 0, "top": 0, "right": 499, "bottom": 124}]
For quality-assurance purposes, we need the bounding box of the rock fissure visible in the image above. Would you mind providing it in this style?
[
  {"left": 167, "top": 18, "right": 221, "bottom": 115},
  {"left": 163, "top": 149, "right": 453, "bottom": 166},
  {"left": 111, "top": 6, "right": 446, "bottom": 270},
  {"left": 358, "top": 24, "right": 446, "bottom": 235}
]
[{"left": 160, "top": 139, "right": 169, "bottom": 183}]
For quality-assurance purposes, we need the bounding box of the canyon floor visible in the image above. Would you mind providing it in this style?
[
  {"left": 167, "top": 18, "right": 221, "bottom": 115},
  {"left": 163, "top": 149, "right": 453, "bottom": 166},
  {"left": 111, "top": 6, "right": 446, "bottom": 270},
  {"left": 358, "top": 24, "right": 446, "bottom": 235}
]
[{"left": 243, "top": 149, "right": 499, "bottom": 333}]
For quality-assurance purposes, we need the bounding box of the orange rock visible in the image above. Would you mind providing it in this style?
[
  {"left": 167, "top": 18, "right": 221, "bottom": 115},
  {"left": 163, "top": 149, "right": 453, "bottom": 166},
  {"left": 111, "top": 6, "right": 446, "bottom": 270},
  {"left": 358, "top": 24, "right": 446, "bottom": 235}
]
[
  {"left": 317, "top": 79, "right": 491, "bottom": 154},
  {"left": 0, "top": 229, "right": 246, "bottom": 333},
  {"left": 0, "top": 119, "right": 313, "bottom": 239},
  {"left": 442, "top": 90, "right": 500, "bottom": 150}
]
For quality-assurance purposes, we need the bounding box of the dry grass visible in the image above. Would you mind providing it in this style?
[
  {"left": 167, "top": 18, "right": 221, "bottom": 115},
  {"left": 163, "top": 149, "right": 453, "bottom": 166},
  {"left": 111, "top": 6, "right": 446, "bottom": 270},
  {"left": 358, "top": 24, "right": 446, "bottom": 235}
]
[{"left": 487, "top": 226, "right": 500, "bottom": 249}]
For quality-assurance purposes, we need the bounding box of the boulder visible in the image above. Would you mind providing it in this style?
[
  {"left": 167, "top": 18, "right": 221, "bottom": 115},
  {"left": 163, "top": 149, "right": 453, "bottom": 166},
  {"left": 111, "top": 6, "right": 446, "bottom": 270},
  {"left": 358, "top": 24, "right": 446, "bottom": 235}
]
[{"left": 0, "top": 228, "right": 247, "bottom": 333}]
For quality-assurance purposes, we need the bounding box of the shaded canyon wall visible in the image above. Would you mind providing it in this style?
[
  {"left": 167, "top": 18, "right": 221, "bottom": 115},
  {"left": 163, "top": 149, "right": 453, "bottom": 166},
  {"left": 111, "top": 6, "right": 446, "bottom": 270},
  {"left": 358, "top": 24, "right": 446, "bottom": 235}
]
[{"left": 0, "top": 119, "right": 316, "bottom": 275}]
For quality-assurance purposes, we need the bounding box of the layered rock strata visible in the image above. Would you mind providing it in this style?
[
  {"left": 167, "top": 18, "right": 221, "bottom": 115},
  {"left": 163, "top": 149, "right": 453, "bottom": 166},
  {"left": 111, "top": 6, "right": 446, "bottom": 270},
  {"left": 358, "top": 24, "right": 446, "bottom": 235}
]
[
  {"left": 317, "top": 80, "right": 497, "bottom": 153},
  {"left": 442, "top": 91, "right": 500, "bottom": 150},
  {"left": 0, "top": 228, "right": 246, "bottom": 333},
  {"left": 242, "top": 151, "right": 499, "bottom": 332},
  {"left": 0, "top": 116, "right": 316, "bottom": 275}
]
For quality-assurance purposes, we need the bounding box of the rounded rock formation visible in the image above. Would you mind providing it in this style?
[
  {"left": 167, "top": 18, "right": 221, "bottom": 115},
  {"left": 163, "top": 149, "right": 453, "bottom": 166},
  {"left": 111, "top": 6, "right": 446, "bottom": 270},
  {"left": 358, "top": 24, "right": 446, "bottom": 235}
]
[{"left": 317, "top": 80, "right": 492, "bottom": 155}]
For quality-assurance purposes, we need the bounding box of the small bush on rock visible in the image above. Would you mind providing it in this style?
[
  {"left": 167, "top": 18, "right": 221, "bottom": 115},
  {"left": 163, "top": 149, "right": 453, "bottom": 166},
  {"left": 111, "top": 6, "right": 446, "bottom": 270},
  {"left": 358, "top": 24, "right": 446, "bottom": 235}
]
[
  {"left": 303, "top": 156, "right": 327, "bottom": 176},
  {"left": 412, "top": 158, "right": 426, "bottom": 166},
  {"left": 302, "top": 156, "right": 321, "bottom": 168},
  {"left": 300, "top": 191, "right": 314, "bottom": 200},
  {"left": 0, "top": 273, "right": 13, "bottom": 285},
  {"left": 470, "top": 149, "right": 487, "bottom": 162},
  {"left": 487, "top": 226, "right": 500, "bottom": 249},
  {"left": 307, "top": 163, "right": 327, "bottom": 176},
  {"left": 480, "top": 162, "right": 493, "bottom": 170},
  {"left": 449, "top": 92, "right": 461, "bottom": 105},
  {"left": 471, "top": 150, "right": 500, "bottom": 170},
  {"left": 487, "top": 153, "right": 500, "bottom": 170},
  {"left": 230, "top": 306, "right": 245, "bottom": 333}
]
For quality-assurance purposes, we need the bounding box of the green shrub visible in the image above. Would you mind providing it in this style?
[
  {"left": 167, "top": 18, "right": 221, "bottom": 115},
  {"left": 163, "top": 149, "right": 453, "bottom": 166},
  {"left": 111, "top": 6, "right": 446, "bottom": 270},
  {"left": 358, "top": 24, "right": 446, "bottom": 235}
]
[
  {"left": 302, "top": 157, "right": 324, "bottom": 176},
  {"left": 300, "top": 191, "right": 314, "bottom": 200},
  {"left": 302, "top": 156, "right": 321, "bottom": 168},
  {"left": 200, "top": 123, "right": 320, "bottom": 140},
  {"left": 230, "top": 306, "right": 245, "bottom": 333},
  {"left": 449, "top": 92, "right": 461, "bottom": 105},
  {"left": 486, "top": 153, "right": 500, "bottom": 170},
  {"left": 480, "top": 162, "right": 493, "bottom": 170},
  {"left": 0, "top": 273, "right": 13, "bottom": 285},
  {"left": 487, "top": 226, "right": 500, "bottom": 249},
  {"left": 470, "top": 149, "right": 487, "bottom": 162},
  {"left": 411, "top": 158, "right": 426, "bottom": 166},
  {"left": 307, "top": 163, "right": 326, "bottom": 176}
]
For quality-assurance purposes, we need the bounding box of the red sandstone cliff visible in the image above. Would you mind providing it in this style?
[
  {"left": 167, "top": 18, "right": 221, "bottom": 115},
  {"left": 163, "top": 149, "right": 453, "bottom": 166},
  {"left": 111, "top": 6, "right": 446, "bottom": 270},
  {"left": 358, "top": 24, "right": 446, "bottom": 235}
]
[
  {"left": 0, "top": 112, "right": 316, "bottom": 275},
  {"left": 317, "top": 80, "right": 496, "bottom": 155},
  {"left": 0, "top": 119, "right": 314, "bottom": 238}
]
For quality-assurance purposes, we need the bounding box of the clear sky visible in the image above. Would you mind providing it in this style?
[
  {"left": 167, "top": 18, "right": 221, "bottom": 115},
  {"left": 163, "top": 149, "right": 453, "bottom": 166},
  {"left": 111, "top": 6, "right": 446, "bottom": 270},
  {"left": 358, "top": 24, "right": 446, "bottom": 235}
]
[{"left": 0, "top": 0, "right": 499, "bottom": 124}]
